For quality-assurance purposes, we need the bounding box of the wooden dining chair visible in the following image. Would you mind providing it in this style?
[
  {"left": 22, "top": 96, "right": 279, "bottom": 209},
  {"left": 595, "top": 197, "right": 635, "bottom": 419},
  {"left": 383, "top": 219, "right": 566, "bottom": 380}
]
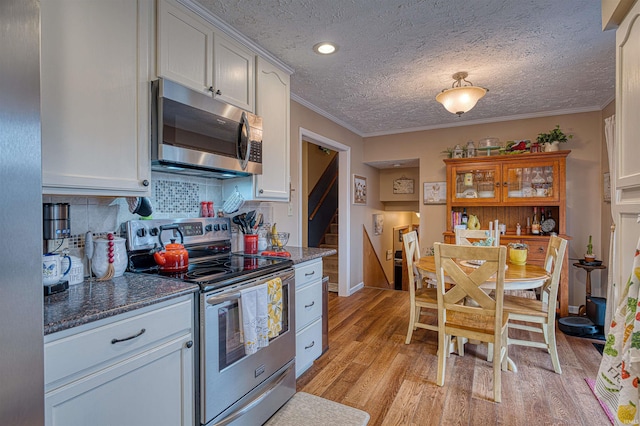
[
  {"left": 434, "top": 242, "right": 509, "bottom": 403},
  {"left": 455, "top": 228, "right": 500, "bottom": 247},
  {"left": 503, "top": 235, "right": 568, "bottom": 374},
  {"left": 404, "top": 231, "right": 439, "bottom": 344}
]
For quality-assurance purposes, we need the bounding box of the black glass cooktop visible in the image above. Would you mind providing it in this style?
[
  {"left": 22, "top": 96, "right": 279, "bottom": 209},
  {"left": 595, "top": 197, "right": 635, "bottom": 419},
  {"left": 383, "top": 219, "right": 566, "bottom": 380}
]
[{"left": 131, "top": 252, "right": 292, "bottom": 291}]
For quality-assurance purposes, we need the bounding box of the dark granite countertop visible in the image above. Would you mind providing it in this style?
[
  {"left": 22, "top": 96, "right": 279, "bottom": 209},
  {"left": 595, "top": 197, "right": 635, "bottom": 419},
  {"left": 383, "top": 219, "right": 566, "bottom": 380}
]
[
  {"left": 44, "top": 273, "right": 199, "bottom": 335},
  {"left": 283, "top": 246, "right": 337, "bottom": 264}
]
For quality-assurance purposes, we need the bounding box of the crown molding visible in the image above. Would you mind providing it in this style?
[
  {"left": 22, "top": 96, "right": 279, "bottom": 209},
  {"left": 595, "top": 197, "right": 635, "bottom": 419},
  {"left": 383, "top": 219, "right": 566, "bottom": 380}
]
[
  {"left": 290, "top": 93, "right": 364, "bottom": 137},
  {"left": 361, "top": 105, "right": 606, "bottom": 138}
]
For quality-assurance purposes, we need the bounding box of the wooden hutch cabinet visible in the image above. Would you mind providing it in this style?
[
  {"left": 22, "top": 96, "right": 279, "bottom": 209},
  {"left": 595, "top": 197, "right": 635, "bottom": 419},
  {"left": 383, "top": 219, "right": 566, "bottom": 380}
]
[{"left": 443, "top": 150, "right": 571, "bottom": 317}]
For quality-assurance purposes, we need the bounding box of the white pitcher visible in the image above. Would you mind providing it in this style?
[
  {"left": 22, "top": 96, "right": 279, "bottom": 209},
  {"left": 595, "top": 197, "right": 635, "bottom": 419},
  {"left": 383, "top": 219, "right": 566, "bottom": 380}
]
[{"left": 91, "top": 237, "right": 127, "bottom": 279}]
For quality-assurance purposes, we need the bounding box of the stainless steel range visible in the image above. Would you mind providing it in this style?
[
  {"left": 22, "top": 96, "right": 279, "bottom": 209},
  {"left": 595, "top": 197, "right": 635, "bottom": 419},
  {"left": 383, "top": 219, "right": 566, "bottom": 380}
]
[{"left": 124, "top": 217, "right": 296, "bottom": 426}]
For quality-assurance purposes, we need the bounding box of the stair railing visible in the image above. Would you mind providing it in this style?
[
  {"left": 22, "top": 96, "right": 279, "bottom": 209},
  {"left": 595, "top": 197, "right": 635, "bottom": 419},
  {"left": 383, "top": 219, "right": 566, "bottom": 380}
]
[{"left": 308, "top": 155, "right": 338, "bottom": 247}]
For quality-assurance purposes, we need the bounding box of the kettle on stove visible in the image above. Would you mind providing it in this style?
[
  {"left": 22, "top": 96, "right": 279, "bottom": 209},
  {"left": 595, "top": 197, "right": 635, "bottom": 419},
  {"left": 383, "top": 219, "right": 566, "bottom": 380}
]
[{"left": 153, "top": 224, "right": 189, "bottom": 273}]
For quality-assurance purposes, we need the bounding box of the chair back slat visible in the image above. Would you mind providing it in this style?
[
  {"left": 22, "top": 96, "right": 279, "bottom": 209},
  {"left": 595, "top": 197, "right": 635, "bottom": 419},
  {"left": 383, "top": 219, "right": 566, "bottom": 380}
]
[
  {"left": 403, "top": 231, "right": 419, "bottom": 296},
  {"left": 455, "top": 228, "right": 500, "bottom": 247},
  {"left": 434, "top": 243, "right": 507, "bottom": 331},
  {"left": 540, "top": 235, "right": 568, "bottom": 312}
]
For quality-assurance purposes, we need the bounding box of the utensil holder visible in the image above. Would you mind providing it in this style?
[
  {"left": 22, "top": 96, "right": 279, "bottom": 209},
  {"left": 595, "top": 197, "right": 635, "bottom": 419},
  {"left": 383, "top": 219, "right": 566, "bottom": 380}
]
[{"left": 244, "top": 234, "right": 258, "bottom": 254}]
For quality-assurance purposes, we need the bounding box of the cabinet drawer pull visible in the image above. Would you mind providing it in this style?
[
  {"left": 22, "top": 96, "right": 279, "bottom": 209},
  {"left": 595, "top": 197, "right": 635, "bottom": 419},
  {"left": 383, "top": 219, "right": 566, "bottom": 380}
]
[
  {"left": 305, "top": 341, "right": 315, "bottom": 350},
  {"left": 111, "top": 328, "right": 146, "bottom": 344},
  {"left": 304, "top": 301, "right": 315, "bottom": 309},
  {"left": 305, "top": 271, "right": 315, "bottom": 277},
  {"left": 538, "top": 247, "right": 545, "bottom": 252}
]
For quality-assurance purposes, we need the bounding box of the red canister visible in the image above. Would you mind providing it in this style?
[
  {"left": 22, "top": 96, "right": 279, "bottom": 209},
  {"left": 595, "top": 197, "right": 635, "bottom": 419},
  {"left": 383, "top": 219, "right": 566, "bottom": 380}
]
[{"left": 243, "top": 234, "right": 258, "bottom": 254}]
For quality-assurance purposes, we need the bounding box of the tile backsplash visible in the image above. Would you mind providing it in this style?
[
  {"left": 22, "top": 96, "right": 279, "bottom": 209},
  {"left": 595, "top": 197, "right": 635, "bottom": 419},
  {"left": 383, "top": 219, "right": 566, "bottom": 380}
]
[{"left": 43, "top": 171, "right": 272, "bottom": 260}]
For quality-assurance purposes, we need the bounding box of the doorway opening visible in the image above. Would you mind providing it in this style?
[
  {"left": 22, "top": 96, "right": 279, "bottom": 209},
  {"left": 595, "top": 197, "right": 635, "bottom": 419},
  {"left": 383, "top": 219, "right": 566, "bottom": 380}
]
[{"left": 298, "top": 128, "right": 351, "bottom": 296}]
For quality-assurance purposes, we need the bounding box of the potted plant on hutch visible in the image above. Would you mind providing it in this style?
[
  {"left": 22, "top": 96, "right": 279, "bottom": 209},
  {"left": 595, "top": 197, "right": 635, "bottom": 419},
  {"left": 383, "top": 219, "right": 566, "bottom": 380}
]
[{"left": 536, "top": 125, "right": 572, "bottom": 152}]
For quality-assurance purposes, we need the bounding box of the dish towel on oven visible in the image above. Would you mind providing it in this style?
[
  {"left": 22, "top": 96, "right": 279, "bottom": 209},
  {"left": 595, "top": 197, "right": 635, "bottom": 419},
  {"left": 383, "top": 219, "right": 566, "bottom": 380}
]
[
  {"left": 267, "top": 277, "right": 283, "bottom": 338},
  {"left": 240, "top": 284, "right": 269, "bottom": 355}
]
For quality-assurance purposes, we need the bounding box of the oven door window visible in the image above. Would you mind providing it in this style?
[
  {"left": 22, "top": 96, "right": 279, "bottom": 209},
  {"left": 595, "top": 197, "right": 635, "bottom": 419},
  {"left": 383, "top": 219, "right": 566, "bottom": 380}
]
[{"left": 217, "top": 285, "right": 289, "bottom": 371}]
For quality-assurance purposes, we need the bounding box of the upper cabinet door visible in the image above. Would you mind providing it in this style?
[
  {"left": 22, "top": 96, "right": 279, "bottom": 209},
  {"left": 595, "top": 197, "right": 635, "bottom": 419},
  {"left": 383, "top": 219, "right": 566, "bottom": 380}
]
[
  {"left": 254, "top": 58, "right": 290, "bottom": 200},
  {"left": 157, "top": 0, "right": 255, "bottom": 112},
  {"left": 41, "top": 0, "right": 152, "bottom": 196},
  {"left": 214, "top": 34, "right": 255, "bottom": 112},
  {"left": 450, "top": 164, "right": 501, "bottom": 204},
  {"left": 616, "top": 2, "right": 640, "bottom": 190},
  {"left": 157, "top": 0, "right": 213, "bottom": 94},
  {"left": 501, "top": 160, "right": 560, "bottom": 203}
]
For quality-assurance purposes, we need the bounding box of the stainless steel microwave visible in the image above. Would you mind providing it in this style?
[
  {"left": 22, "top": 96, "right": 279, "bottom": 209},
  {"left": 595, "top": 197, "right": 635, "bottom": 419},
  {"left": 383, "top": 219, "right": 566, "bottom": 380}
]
[{"left": 151, "top": 78, "right": 262, "bottom": 179}]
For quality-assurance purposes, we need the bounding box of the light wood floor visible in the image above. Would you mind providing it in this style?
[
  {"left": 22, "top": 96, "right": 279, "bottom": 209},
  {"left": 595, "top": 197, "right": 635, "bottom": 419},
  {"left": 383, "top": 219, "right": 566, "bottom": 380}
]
[{"left": 296, "top": 287, "right": 609, "bottom": 426}]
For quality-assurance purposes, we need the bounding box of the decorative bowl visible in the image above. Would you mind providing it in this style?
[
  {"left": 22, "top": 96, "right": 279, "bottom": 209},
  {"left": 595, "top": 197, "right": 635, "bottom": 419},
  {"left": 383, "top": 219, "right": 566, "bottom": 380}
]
[
  {"left": 477, "top": 137, "right": 500, "bottom": 149},
  {"left": 268, "top": 232, "right": 290, "bottom": 250}
]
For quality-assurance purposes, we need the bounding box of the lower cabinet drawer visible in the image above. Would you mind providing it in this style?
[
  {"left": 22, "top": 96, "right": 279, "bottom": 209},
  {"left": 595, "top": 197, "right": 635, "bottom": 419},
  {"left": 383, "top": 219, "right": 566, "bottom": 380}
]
[
  {"left": 45, "top": 298, "right": 192, "bottom": 388},
  {"left": 295, "top": 318, "right": 322, "bottom": 377},
  {"left": 295, "top": 259, "right": 323, "bottom": 288},
  {"left": 296, "top": 280, "right": 322, "bottom": 330},
  {"left": 517, "top": 238, "right": 548, "bottom": 262}
]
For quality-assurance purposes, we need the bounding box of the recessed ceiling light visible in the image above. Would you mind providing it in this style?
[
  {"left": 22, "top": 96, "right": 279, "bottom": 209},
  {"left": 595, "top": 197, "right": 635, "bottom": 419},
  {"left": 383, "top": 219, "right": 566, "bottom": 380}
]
[{"left": 313, "top": 42, "right": 337, "bottom": 55}]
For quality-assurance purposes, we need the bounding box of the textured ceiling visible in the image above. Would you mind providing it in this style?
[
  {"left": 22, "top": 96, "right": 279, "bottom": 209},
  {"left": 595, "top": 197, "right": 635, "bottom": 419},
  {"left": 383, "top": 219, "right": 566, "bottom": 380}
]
[{"left": 194, "top": 0, "right": 615, "bottom": 136}]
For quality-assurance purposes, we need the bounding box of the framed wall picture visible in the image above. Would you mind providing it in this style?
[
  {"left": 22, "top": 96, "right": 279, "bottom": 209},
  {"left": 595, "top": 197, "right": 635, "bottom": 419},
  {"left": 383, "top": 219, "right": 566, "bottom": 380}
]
[
  {"left": 424, "top": 181, "right": 446, "bottom": 204},
  {"left": 373, "top": 214, "right": 384, "bottom": 235},
  {"left": 393, "top": 176, "right": 414, "bottom": 194},
  {"left": 353, "top": 174, "right": 367, "bottom": 205}
]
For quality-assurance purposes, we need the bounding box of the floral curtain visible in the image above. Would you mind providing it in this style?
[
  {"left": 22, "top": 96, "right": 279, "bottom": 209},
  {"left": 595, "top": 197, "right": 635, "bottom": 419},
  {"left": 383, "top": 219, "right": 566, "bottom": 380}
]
[{"left": 595, "top": 234, "right": 640, "bottom": 425}]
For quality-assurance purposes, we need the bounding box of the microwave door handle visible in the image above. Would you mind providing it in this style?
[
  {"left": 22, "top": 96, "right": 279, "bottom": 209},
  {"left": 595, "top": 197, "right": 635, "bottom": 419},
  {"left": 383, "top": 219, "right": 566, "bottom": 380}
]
[{"left": 238, "top": 112, "right": 251, "bottom": 171}]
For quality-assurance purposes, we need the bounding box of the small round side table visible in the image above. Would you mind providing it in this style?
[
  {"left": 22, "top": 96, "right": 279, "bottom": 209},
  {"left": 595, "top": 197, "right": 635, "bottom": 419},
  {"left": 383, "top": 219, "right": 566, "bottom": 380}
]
[{"left": 573, "top": 262, "right": 607, "bottom": 316}]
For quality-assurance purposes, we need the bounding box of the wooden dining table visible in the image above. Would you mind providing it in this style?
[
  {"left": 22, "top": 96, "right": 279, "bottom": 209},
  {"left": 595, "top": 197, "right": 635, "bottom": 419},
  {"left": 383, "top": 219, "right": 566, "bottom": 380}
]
[
  {"left": 416, "top": 256, "right": 550, "bottom": 372},
  {"left": 416, "top": 256, "right": 550, "bottom": 291}
]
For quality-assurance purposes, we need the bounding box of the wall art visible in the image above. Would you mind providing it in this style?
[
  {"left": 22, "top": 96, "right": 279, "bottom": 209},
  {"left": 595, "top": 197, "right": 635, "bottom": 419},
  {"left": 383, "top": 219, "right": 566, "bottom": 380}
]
[
  {"left": 353, "top": 174, "right": 367, "bottom": 205},
  {"left": 424, "top": 181, "right": 446, "bottom": 204}
]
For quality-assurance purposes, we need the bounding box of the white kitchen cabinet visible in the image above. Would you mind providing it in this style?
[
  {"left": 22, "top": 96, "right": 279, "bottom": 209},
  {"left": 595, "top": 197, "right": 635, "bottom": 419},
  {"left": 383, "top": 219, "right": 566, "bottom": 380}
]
[
  {"left": 611, "top": 0, "right": 640, "bottom": 313},
  {"left": 213, "top": 33, "right": 255, "bottom": 112},
  {"left": 222, "top": 58, "right": 291, "bottom": 202},
  {"left": 44, "top": 296, "right": 194, "bottom": 426},
  {"left": 157, "top": 0, "right": 213, "bottom": 94},
  {"left": 294, "top": 259, "right": 324, "bottom": 377},
  {"left": 254, "top": 58, "right": 291, "bottom": 200},
  {"left": 40, "top": 0, "right": 152, "bottom": 196},
  {"left": 157, "top": 0, "right": 255, "bottom": 112}
]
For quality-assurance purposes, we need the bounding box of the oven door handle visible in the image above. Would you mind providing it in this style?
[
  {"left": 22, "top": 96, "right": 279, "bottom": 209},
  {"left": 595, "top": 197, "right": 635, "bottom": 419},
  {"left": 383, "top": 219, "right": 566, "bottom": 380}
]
[
  {"left": 206, "top": 270, "right": 293, "bottom": 306},
  {"left": 212, "top": 362, "right": 295, "bottom": 426},
  {"left": 206, "top": 292, "right": 241, "bottom": 306}
]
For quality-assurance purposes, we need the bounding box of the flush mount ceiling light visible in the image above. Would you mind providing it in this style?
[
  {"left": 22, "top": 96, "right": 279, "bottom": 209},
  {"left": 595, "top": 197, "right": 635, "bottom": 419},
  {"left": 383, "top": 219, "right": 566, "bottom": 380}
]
[
  {"left": 313, "top": 42, "right": 338, "bottom": 55},
  {"left": 436, "top": 71, "right": 488, "bottom": 116}
]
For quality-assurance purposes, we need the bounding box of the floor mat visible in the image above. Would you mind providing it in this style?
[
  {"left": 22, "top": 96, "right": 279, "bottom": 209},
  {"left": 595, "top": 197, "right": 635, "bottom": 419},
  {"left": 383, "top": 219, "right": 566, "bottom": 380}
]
[
  {"left": 593, "top": 343, "right": 605, "bottom": 355},
  {"left": 585, "top": 378, "right": 614, "bottom": 425}
]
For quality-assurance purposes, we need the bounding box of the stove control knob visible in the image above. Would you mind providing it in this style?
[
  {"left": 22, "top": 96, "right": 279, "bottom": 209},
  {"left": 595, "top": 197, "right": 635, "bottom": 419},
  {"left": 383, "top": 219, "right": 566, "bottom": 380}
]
[
  {"left": 221, "top": 224, "right": 228, "bottom": 231},
  {"left": 149, "top": 227, "right": 159, "bottom": 236},
  {"left": 136, "top": 228, "right": 147, "bottom": 237},
  {"left": 205, "top": 224, "right": 213, "bottom": 232},
  {"left": 214, "top": 224, "right": 220, "bottom": 231}
]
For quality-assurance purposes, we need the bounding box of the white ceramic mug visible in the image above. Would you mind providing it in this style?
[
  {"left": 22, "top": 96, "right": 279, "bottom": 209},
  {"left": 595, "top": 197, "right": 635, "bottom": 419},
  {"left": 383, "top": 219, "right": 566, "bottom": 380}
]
[{"left": 42, "top": 253, "right": 71, "bottom": 285}]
